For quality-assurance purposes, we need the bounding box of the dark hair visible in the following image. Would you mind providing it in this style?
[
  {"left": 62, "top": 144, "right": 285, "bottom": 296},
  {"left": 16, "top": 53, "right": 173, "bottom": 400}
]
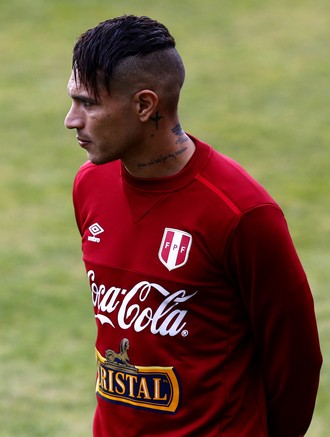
[{"left": 72, "top": 15, "right": 177, "bottom": 97}]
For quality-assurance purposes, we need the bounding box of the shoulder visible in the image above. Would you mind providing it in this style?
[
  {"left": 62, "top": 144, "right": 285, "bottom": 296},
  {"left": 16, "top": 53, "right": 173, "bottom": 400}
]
[
  {"left": 74, "top": 159, "right": 121, "bottom": 188},
  {"left": 193, "top": 138, "right": 278, "bottom": 215}
]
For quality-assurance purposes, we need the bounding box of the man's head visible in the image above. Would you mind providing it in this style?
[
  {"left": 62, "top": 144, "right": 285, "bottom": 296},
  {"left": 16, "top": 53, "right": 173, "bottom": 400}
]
[
  {"left": 65, "top": 15, "right": 190, "bottom": 171},
  {"left": 72, "top": 15, "right": 185, "bottom": 112}
]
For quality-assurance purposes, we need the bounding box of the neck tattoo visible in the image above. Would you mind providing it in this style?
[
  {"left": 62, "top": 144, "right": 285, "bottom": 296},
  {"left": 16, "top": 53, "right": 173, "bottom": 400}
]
[
  {"left": 171, "top": 124, "right": 188, "bottom": 145},
  {"left": 150, "top": 111, "right": 164, "bottom": 130},
  {"left": 137, "top": 146, "right": 188, "bottom": 169}
]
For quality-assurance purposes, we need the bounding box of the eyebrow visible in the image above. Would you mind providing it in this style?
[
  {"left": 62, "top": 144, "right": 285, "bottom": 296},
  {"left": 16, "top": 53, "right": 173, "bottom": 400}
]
[{"left": 68, "top": 92, "right": 96, "bottom": 104}]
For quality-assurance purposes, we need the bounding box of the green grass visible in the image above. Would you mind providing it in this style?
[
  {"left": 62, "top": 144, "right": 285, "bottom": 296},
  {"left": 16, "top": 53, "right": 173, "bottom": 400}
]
[{"left": 1, "top": 0, "right": 329, "bottom": 435}]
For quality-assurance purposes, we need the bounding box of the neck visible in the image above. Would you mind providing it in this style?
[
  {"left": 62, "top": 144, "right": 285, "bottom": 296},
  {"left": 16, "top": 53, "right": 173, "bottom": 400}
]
[{"left": 123, "top": 126, "right": 196, "bottom": 178}]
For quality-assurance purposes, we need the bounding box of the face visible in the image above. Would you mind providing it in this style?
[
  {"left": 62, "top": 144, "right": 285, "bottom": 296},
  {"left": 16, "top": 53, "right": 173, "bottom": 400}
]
[{"left": 65, "top": 71, "right": 141, "bottom": 165}]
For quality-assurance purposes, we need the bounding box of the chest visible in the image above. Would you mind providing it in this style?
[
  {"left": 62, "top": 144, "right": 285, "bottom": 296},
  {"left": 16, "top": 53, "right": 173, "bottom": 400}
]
[{"left": 79, "top": 182, "right": 233, "bottom": 287}]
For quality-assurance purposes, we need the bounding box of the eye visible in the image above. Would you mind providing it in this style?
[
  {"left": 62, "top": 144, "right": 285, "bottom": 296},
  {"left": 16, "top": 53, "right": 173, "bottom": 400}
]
[{"left": 83, "top": 100, "right": 93, "bottom": 108}]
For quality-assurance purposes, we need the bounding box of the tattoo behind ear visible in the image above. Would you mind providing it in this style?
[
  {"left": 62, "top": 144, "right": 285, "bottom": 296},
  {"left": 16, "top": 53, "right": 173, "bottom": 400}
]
[
  {"left": 172, "top": 123, "right": 188, "bottom": 145},
  {"left": 150, "top": 111, "right": 164, "bottom": 130}
]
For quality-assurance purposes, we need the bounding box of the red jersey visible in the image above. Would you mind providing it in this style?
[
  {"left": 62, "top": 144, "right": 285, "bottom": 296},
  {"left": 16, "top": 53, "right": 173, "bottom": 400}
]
[{"left": 73, "top": 136, "right": 321, "bottom": 437}]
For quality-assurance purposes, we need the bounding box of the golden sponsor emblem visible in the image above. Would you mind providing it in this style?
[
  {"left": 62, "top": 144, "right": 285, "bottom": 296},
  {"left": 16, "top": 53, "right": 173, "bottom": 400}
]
[{"left": 96, "top": 339, "right": 180, "bottom": 413}]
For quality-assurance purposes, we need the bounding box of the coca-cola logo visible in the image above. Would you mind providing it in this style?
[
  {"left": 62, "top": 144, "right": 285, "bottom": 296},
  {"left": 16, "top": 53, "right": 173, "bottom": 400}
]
[{"left": 87, "top": 270, "right": 198, "bottom": 337}]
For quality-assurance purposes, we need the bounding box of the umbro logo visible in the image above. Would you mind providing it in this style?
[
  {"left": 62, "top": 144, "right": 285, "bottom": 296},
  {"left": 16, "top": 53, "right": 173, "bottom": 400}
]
[{"left": 88, "top": 223, "right": 104, "bottom": 243}]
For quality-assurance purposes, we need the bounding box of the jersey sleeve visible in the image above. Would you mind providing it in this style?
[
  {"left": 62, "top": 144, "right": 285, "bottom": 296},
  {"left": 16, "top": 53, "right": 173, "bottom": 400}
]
[
  {"left": 72, "top": 172, "right": 83, "bottom": 236},
  {"left": 226, "top": 204, "right": 322, "bottom": 437},
  {"left": 72, "top": 162, "right": 92, "bottom": 237}
]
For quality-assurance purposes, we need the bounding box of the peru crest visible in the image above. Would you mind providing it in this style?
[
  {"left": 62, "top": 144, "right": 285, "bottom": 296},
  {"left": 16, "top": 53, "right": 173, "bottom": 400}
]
[{"left": 158, "top": 228, "right": 192, "bottom": 271}]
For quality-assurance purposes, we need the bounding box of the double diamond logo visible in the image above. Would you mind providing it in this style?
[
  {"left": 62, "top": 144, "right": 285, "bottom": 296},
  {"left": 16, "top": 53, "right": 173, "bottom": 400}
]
[{"left": 88, "top": 223, "right": 104, "bottom": 243}]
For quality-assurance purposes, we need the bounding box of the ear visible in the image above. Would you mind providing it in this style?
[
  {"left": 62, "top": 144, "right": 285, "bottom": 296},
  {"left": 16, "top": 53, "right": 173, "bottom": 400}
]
[{"left": 134, "top": 90, "right": 159, "bottom": 122}]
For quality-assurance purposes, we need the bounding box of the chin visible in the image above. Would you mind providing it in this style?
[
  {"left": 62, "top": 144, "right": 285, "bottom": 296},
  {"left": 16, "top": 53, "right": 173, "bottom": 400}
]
[
  {"left": 90, "top": 158, "right": 107, "bottom": 165},
  {"left": 88, "top": 154, "right": 115, "bottom": 166}
]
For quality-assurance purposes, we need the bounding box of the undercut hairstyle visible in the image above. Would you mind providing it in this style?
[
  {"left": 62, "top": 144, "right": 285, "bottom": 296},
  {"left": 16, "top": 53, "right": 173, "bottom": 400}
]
[{"left": 72, "top": 15, "right": 185, "bottom": 112}]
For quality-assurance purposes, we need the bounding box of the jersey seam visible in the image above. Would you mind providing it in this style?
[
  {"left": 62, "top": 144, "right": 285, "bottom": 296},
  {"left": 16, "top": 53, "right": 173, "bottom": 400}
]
[{"left": 195, "top": 174, "right": 242, "bottom": 216}]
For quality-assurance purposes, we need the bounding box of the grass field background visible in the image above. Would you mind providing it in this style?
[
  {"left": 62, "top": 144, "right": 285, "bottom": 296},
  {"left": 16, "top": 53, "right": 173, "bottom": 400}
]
[{"left": 0, "top": 0, "right": 329, "bottom": 435}]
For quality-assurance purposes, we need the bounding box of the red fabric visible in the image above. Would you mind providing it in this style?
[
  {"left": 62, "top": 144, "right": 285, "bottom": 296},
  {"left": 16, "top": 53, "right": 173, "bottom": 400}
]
[{"left": 73, "top": 136, "right": 322, "bottom": 436}]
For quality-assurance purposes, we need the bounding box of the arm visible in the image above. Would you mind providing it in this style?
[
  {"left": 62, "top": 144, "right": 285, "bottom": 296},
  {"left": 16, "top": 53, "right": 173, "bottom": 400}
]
[{"left": 227, "top": 205, "right": 322, "bottom": 437}]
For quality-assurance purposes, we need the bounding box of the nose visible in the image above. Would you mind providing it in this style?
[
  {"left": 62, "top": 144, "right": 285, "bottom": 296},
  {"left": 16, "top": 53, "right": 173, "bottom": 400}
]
[{"left": 64, "top": 103, "right": 84, "bottom": 130}]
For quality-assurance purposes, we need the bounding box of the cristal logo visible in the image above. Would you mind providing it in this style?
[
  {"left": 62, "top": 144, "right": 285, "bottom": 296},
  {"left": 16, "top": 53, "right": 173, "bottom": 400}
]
[{"left": 87, "top": 270, "right": 198, "bottom": 337}]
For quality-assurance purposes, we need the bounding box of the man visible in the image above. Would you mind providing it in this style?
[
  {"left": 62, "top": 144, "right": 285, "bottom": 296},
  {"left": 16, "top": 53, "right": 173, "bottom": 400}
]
[{"left": 65, "top": 15, "right": 322, "bottom": 437}]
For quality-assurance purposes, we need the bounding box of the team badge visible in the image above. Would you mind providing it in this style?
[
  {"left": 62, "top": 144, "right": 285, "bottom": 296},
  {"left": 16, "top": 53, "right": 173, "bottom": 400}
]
[
  {"left": 96, "top": 339, "right": 180, "bottom": 413},
  {"left": 158, "top": 228, "right": 192, "bottom": 271}
]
